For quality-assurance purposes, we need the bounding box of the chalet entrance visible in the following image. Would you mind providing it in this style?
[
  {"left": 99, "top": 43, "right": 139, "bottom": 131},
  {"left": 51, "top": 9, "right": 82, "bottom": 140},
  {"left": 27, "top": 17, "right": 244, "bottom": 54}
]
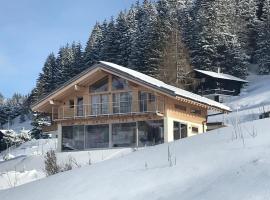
[{"left": 173, "top": 121, "right": 187, "bottom": 140}]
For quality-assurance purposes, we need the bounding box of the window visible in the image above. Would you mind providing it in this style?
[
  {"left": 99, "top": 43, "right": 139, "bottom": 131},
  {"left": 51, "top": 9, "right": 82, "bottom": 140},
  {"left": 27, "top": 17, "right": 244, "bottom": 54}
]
[
  {"left": 139, "top": 92, "right": 148, "bottom": 112},
  {"left": 112, "top": 76, "right": 130, "bottom": 90},
  {"left": 112, "top": 122, "right": 136, "bottom": 147},
  {"left": 69, "top": 100, "right": 74, "bottom": 108},
  {"left": 113, "top": 92, "right": 132, "bottom": 113},
  {"left": 138, "top": 120, "right": 164, "bottom": 146},
  {"left": 190, "top": 108, "right": 201, "bottom": 115},
  {"left": 62, "top": 126, "right": 84, "bottom": 151},
  {"left": 173, "top": 122, "right": 187, "bottom": 140},
  {"left": 174, "top": 104, "right": 186, "bottom": 112},
  {"left": 91, "top": 94, "right": 109, "bottom": 115},
  {"left": 148, "top": 93, "right": 156, "bottom": 102},
  {"left": 85, "top": 124, "right": 109, "bottom": 148},
  {"left": 90, "top": 76, "right": 108, "bottom": 93},
  {"left": 77, "top": 97, "right": 84, "bottom": 117},
  {"left": 173, "top": 122, "right": 181, "bottom": 140},
  {"left": 192, "top": 127, "right": 199, "bottom": 133}
]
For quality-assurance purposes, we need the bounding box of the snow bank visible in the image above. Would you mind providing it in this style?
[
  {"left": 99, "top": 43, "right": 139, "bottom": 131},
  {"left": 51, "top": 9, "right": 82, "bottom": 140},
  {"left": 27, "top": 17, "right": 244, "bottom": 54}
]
[
  {"left": 1, "top": 118, "right": 270, "bottom": 200},
  {"left": 0, "top": 170, "right": 43, "bottom": 190},
  {"left": 0, "top": 138, "right": 133, "bottom": 190}
]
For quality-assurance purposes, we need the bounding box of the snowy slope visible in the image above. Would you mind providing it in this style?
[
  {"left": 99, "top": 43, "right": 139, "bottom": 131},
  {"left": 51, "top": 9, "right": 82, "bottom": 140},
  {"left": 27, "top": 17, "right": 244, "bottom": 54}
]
[
  {"left": 0, "top": 139, "right": 133, "bottom": 190},
  {"left": 0, "top": 118, "right": 270, "bottom": 200},
  {"left": 2, "top": 115, "right": 32, "bottom": 133},
  {"left": 209, "top": 74, "right": 270, "bottom": 124}
]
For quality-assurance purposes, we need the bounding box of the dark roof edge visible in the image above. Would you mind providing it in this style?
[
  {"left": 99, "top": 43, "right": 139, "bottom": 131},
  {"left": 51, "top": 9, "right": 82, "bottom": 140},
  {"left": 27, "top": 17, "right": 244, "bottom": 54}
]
[{"left": 194, "top": 69, "right": 249, "bottom": 83}]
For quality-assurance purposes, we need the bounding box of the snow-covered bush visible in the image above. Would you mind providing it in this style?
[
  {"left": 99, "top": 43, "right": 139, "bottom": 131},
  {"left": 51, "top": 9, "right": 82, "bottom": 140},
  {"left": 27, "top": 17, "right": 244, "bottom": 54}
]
[{"left": 44, "top": 150, "right": 60, "bottom": 176}]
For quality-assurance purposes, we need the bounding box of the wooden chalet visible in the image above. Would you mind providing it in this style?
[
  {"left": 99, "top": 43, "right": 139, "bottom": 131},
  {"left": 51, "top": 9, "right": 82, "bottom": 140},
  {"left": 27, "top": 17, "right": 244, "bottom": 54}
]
[
  {"left": 193, "top": 69, "right": 248, "bottom": 102},
  {"left": 31, "top": 61, "right": 231, "bottom": 152}
]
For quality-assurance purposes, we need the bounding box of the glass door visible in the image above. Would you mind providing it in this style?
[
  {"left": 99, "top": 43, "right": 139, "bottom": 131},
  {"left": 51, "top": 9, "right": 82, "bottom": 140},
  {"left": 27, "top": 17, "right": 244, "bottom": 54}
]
[
  {"left": 113, "top": 92, "right": 132, "bottom": 114},
  {"left": 77, "top": 97, "right": 84, "bottom": 117},
  {"left": 174, "top": 121, "right": 187, "bottom": 140}
]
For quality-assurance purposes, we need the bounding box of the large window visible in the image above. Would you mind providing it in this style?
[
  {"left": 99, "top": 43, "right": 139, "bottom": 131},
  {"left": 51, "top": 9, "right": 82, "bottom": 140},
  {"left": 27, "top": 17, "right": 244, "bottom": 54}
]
[
  {"left": 62, "top": 126, "right": 84, "bottom": 151},
  {"left": 112, "top": 122, "right": 136, "bottom": 147},
  {"left": 90, "top": 76, "right": 108, "bottom": 93},
  {"left": 113, "top": 92, "right": 132, "bottom": 114},
  {"left": 138, "top": 120, "right": 164, "bottom": 146},
  {"left": 112, "top": 76, "right": 130, "bottom": 90},
  {"left": 85, "top": 125, "right": 109, "bottom": 148},
  {"left": 91, "top": 94, "right": 109, "bottom": 115},
  {"left": 139, "top": 91, "right": 150, "bottom": 112}
]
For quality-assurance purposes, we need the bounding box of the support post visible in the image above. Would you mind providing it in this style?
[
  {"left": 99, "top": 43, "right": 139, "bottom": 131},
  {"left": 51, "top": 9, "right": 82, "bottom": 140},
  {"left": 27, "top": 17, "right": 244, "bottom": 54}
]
[
  {"left": 136, "top": 122, "right": 139, "bottom": 148},
  {"left": 57, "top": 123, "right": 62, "bottom": 152},
  {"left": 109, "top": 123, "right": 112, "bottom": 148}
]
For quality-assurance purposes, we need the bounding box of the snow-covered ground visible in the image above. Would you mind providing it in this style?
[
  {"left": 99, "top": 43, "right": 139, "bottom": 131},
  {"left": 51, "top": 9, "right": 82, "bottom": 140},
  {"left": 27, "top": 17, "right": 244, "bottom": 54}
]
[
  {"left": 2, "top": 115, "right": 33, "bottom": 133},
  {"left": 0, "top": 118, "right": 270, "bottom": 200},
  {"left": 0, "top": 139, "right": 133, "bottom": 190}
]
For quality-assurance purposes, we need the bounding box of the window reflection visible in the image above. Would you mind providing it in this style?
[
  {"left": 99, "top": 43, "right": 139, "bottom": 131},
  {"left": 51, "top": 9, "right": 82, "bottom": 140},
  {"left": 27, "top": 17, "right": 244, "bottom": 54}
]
[
  {"left": 112, "top": 76, "right": 130, "bottom": 90},
  {"left": 90, "top": 76, "right": 108, "bottom": 93}
]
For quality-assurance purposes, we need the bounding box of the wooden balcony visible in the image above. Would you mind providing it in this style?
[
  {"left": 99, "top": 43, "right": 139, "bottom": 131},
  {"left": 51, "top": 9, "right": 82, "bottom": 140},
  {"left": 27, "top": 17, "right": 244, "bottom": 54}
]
[{"left": 52, "top": 98, "right": 165, "bottom": 121}]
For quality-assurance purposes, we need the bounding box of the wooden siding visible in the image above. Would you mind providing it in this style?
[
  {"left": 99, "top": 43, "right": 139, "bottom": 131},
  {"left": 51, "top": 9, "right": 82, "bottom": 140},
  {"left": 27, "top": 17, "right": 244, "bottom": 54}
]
[{"left": 165, "top": 97, "right": 207, "bottom": 125}]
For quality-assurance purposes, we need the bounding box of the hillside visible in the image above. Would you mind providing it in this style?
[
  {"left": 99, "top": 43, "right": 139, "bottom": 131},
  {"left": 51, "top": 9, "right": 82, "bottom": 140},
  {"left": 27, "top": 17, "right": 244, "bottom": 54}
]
[
  {"left": 2, "top": 115, "right": 33, "bottom": 133},
  {"left": 0, "top": 118, "right": 269, "bottom": 200}
]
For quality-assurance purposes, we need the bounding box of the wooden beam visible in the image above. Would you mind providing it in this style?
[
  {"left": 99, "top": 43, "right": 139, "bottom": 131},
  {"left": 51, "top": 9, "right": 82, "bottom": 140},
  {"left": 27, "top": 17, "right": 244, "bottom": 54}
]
[
  {"left": 49, "top": 100, "right": 62, "bottom": 105},
  {"left": 74, "top": 84, "right": 86, "bottom": 91}
]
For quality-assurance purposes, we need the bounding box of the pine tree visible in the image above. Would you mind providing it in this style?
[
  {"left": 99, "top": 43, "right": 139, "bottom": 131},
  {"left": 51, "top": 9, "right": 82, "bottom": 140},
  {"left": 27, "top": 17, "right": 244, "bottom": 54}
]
[
  {"left": 71, "top": 42, "right": 84, "bottom": 74},
  {"left": 42, "top": 53, "right": 59, "bottom": 94},
  {"left": 129, "top": 0, "right": 160, "bottom": 76},
  {"left": 100, "top": 17, "right": 119, "bottom": 63},
  {"left": 0, "top": 93, "right": 4, "bottom": 105},
  {"left": 56, "top": 44, "right": 74, "bottom": 84},
  {"left": 84, "top": 22, "right": 103, "bottom": 67},
  {"left": 256, "top": 0, "right": 270, "bottom": 74},
  {"left": 115, "top": 11, "right": 130, "bottom": 66}
]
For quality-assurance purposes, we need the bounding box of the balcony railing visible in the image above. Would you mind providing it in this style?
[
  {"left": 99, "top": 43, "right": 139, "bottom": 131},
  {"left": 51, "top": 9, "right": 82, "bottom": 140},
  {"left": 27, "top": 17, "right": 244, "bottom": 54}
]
[
  {"left": 199, "top": 89, "right": 235, "bottom": 96},
  {"left": 52, "top": 99, "right": 165, "bottom": 120}
]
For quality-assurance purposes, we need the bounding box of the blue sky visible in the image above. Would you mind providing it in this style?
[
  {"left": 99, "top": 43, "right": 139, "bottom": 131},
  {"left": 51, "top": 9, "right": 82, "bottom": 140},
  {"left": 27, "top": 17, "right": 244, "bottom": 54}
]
[{"left": 0, "top": 0, "right": 136, "bottom": 98}]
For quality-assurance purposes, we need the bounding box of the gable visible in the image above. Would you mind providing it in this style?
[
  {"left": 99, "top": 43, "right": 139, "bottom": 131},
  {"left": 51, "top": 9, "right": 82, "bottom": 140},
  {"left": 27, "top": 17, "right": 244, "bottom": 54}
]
[{"left": 32, "top": 67, "right": 162, "bottom": 112}]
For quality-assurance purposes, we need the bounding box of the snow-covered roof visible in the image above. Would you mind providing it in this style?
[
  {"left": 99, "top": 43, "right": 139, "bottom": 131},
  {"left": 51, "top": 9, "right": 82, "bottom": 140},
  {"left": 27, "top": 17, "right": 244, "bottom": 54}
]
[
  {"left": 0, "top": 129, "right": 16, "bottom": 136},
  {"left": 100, "top": 61, "right": 231, "bottom": 112},
  {"left": 194, "top": 69, "right": 248, "bottom": 83}
]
